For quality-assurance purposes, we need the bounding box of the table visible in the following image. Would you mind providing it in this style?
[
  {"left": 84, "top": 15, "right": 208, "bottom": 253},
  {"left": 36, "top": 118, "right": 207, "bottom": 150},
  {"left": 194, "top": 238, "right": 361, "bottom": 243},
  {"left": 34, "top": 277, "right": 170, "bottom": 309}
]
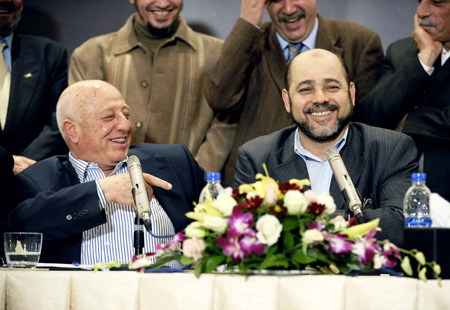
[{"left": 1, "top": 269, "right": 449, "bottom": 310}]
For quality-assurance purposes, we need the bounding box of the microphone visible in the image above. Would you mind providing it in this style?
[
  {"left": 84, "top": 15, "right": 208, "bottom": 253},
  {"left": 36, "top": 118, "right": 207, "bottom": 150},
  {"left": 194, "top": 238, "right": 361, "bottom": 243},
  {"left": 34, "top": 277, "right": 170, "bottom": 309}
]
[
  {"left": 325, "top": 146, "right": 364, "bottom": 224},
  {"left": 127, "top": 155, "right": 152, "bottom": 231}
]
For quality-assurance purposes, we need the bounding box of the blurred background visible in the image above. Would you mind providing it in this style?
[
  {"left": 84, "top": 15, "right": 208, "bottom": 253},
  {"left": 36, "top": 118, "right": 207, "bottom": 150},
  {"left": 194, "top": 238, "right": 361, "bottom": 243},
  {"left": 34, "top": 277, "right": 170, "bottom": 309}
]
[{"left": 18, "top": 0, "right": 417, "bottom": 56}]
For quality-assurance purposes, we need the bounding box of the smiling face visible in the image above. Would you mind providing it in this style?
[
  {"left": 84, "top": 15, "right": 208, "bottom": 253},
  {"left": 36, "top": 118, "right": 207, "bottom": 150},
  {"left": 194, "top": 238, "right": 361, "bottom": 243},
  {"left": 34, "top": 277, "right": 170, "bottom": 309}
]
[
  {"left": 282, "top": 49, "right": 355, "bottom": 144},
  {"left": 130, "top": 0, "right": 183, "bottom": 32},
  {"left": 266, "top": 0, "right": 317, "bottom": 43},
  {"left": 58, "top": 81, "right": 133, "bottom": 173},
  {"left": 417, "top": 0, "right": 450, "bottom": 49},
  {"left": 0, "top": 0, "right": 22, "bottom": 38}
]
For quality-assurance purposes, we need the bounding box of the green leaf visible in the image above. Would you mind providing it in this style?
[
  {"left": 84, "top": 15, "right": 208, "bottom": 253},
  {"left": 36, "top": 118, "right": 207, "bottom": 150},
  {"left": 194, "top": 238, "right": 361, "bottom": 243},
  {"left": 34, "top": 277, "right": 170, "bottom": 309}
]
[
  {"left": 180, "top": 255, "right": 195, "bottom": 266},
  {"left": 259, "top": 253, "right": 289, "bottom": 270},
  {"left": 152, "top": 253, "right": 183, "bottom": 269},
  {"left": 283, "top": 231, "right": 295, "bottom": 252},
  {"left": 204, "top": 255, "right": 226, "bottom": 273},
  {"left": 267, "top": 244, "right": 278, "bottom": 255},
  {"left": 291, "top": 249, "right": 317, "bottom": 264},
  {"left": 282, "top": 216, "right": 299, "bottom": 231}
]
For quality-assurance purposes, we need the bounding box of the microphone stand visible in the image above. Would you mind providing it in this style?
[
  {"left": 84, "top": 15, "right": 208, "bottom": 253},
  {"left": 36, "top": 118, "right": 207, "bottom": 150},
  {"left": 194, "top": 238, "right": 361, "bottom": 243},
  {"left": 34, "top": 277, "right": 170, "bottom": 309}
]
[{"left": 134, "top": 212, "right": 144, "bottom": 256}]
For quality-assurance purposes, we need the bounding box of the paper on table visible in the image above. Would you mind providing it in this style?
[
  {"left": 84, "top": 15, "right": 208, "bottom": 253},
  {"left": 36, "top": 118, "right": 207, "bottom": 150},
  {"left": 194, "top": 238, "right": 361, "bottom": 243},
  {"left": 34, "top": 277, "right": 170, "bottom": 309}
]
[{"left": 36, "top": 262, "right": 93, "bottom": 270}]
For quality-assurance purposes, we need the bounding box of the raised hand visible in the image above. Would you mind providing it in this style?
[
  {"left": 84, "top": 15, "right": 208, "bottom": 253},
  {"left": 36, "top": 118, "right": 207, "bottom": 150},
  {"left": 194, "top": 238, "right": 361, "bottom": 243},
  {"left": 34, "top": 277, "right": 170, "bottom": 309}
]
[{"left": 240, "top": 0, "right": 269, "bottom": 26}]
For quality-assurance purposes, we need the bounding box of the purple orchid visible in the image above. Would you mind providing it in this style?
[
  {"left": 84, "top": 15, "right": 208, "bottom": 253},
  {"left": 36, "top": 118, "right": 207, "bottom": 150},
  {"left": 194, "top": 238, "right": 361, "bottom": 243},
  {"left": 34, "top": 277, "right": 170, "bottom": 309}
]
[
  {"left": 240, "top": 232, "right": 265, "bottom": 256},
  {"left": 380, "top": 242, "right": 401, "bottom": 268},
  {"left": 325, "top": 232, "right": 353, "bottom": 254},
  {"left": 352, "top": 227, "right": 382, "bottom": 265},
  {"left": 217, "top": 236, "right": 246, "bottom": 263},
  {"left": 227, "top": 206, "right": 255, "bottom": 238}
]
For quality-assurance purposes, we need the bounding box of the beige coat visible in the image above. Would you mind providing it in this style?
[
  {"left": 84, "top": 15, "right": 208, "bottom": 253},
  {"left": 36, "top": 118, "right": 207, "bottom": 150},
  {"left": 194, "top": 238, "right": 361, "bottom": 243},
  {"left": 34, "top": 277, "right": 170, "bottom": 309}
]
[{"left": 69, "top": 15, "right": 236, "bottom": 173}]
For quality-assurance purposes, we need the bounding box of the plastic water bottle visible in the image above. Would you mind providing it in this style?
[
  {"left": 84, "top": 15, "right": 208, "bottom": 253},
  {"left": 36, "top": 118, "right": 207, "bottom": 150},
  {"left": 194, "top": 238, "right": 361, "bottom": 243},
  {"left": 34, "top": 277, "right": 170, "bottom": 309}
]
[
  {"left": 403, "top": 173, "right": 432, "bottom": 227},
  {"left": 198, "top": 172, "right": 224, "bottom": 204}
]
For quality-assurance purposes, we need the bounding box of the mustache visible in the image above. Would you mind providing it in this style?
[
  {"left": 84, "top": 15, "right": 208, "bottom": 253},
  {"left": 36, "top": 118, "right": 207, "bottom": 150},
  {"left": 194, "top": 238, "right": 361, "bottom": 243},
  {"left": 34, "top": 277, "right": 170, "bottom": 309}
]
[
  {"left": 0, "top": 2, "right": 15, "bottom": 14},
  {"left": 277, "top": 10, "right": 306, "bottom": 23},
  {"left": 304, "top": 103, "right": 339, "bottom": 114},
  {"left": 418, "top": 18, "right": 437, "bottom": 27}
]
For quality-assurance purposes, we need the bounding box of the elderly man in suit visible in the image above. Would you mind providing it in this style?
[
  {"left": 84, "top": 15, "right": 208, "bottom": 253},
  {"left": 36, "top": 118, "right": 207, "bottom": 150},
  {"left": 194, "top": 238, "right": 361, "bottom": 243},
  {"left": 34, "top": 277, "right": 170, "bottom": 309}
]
[
  {"left": 6, "top": 80, "right": 205, "bottom": 264},
  {"left": 234, "top": 49, "right": 418, "bottom": 246},
  {"left": 0, "top": 0, "right": 68, "bottom": 174},
  {"left": 205, "top": 0, "right": 384, "bottom": 185},
  {"left": 354, "top": 0, "right": 450, "bottom": 201}
]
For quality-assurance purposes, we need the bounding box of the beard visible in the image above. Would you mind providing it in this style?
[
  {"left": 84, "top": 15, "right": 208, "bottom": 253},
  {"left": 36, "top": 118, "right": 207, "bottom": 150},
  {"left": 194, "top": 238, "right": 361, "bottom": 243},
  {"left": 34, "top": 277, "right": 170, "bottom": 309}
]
[
  {"left": 146, "top": 17, "right": 180, "bottom": 38},
  {"left": 291, "top": 100, "right": 353, "bottom": 143},
  {"left": 0, "top": 5, "right": 21, "bottom": 37}
]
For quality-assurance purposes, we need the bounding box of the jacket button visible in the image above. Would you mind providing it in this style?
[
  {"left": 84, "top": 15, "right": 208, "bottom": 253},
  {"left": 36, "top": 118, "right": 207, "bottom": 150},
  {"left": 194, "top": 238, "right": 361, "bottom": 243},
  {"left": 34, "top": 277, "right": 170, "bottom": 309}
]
[
  {"left": 135, "top": 121, "right": 143, "bottom": 128},
  {"left": 141, "top": 80, "right": 148, "bottom": 88},
  {"left": 66, "top": 215, "right": 72, "bottom": 221},
  {"left": 83, "top": 210, "right": 89, "bottom": 215}
]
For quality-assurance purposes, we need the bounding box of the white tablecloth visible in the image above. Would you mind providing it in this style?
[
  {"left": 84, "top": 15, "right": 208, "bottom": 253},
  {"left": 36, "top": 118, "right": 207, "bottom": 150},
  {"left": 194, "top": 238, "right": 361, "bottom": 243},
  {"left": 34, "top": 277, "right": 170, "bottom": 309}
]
[{"left": 1, "top": 270, "right": 449, "bottom": 310}]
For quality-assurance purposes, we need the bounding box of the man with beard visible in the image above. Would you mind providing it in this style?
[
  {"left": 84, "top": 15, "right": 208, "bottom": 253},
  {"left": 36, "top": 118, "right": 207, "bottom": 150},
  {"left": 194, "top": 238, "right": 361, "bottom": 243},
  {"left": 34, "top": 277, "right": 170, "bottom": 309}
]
[
  {"left": 0, "top": 0, "right": 68, "bottom": 174},
  {"left": 205, "top": 0, "right": 385, "bottom": 185},
  {"left": 69, "top": 0, "right": 236, "bottom": 174},
  {"left": 354, "top": 0, "right": 450, "bottom": 202},
  {"left": 233, "top": 49, "right": 418, "bottom": 246}
]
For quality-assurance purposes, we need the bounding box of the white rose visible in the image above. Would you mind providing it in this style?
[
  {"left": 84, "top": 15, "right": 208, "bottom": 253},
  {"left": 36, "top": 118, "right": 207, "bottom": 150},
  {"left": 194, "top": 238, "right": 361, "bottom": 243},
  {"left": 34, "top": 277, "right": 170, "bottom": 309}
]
[
  {"left": 185, "top": 222, "right": 206, "bottom": 238},
  {"left": 283, "top": 190, "right": 308, "bottom": 215},
  {"left": 256, "top": 214, "right": 282, "bottom": 246},
  {"left": 202, "top": 216, "right": 228, "bottom": 234},
  {"left": 302, "top": 229, "right": 324, "bottom": 244},
  {"left": 212, "top": 193, "right": 237, "bottom": 217},
  {"left": 317, "top": 192, "right": 336, "bottom": 215}
]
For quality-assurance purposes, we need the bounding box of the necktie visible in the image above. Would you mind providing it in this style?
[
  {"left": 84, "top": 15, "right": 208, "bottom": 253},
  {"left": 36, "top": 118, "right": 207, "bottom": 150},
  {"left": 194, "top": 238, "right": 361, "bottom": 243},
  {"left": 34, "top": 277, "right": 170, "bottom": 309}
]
[
  {"left": 0, "top": 43, "right": 10, "bottom": 130},
  {"left": 287, "top": 43, "right": 303, "bottom": 62}
]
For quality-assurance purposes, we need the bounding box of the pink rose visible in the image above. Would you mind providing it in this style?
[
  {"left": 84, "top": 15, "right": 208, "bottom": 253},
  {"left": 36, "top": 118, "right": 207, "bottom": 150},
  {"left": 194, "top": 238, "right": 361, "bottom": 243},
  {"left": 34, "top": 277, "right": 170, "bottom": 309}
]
[
  {"left": 183, "top": 237, "right": 206, "bottom": 261},
  {"left": 303, "top": 190, "right": 318, "bottom": 204}
]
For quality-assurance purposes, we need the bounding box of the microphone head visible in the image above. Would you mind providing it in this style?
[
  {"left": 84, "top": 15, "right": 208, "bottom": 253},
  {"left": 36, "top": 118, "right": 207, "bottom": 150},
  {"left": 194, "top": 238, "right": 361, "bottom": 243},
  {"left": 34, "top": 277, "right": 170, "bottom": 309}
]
[
  {"left": 127, "top": 155, "right": 140, "bottom": 167},
  {"left": 325, "top": 146, "right": 339, "bottom": 161}
]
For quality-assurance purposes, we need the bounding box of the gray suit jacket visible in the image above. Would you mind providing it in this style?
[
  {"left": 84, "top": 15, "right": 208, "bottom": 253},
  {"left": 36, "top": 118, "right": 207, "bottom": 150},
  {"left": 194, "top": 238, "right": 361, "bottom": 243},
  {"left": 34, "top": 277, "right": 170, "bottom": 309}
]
[{"left": 234, "top": 123, "right": 418, "bottom": 247}]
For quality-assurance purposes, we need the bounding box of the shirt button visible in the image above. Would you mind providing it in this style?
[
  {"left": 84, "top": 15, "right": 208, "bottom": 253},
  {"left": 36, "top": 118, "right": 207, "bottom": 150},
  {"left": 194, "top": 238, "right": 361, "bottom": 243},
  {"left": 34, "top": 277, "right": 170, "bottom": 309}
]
[
  {"left": 66, "top": 215, "right": 72, "bottom": 221},
  {"left": 141, "top": 80, "right": 148, "bottom": 88},
  {"left": 135, "top": 121, "right": 143, "bottom": 128}
]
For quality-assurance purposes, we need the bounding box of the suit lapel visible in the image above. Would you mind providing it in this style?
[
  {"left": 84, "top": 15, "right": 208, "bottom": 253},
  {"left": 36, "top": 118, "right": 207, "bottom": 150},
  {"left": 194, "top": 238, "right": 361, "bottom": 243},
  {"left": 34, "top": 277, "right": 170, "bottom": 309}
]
[
  {"left": 264, "top": 23, "right": 287, "bottom": 93},
  {"left": 5, "top": 36, "right": 41, "bottom": 134},
  {"left": 333, "top": 125, "right": 366, "bottom": 212},
  {"left": 315, "top": 15, "right": 344, "bottom": 57}
]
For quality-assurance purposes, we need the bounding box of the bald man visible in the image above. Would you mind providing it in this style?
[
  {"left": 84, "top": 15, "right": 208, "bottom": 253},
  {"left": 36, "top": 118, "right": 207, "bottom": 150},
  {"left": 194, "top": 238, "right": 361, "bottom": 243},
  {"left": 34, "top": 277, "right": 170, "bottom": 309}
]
[
  {"left": 6, "top": 80, "right": 205, "bottom": 264},
  {"left": 233, "top": 49, "right": 418, "bottom": 246}
]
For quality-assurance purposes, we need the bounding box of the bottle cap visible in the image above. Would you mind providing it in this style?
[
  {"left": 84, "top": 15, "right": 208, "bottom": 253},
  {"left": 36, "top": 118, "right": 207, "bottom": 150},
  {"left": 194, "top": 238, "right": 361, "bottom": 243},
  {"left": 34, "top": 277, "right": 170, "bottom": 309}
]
[
  {"left": 206, "top": 172, "right": 221, "bottom": 181},
  {"left": 411, "top": 173, "right": 426, "bottom": 182}
]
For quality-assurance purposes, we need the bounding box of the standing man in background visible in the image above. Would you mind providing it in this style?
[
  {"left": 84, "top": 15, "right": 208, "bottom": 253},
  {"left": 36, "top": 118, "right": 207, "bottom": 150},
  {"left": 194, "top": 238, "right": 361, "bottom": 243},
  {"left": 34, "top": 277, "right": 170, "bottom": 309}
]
[
  {"left": 69, "top": 0, "right": 236, "bottom": 173},
  {"left": 206, "top": 0, "right": 384, "bottom": 184},
  {"left": 355, "top": 0, "right": 450, "bottom": 201},
  {"left": 0, "top": 0, "right": 68, "bottom": 174}
]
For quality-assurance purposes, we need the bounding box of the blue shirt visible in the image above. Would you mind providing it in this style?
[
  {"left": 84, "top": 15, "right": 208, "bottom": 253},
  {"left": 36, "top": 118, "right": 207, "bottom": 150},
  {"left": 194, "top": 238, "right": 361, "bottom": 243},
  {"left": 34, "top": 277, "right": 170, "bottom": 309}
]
[
  {"left": 294, "top": 127, "right": 348, "bottom": 195},
  {"left": 69, "top": 154, "right": 179, "bottom": 267},
  {"left": 277, "top": 17, "right": 319, "bottom": 61},
  {"left": 1, "top": 33, "right": 13, "bottom": 72}
]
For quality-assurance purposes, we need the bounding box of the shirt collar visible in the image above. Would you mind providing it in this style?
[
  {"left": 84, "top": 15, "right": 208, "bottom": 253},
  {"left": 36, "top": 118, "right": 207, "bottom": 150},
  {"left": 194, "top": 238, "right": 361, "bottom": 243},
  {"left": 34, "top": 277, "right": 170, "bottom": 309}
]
[
  {"left": 294, "top": 126, "right": 348, "bottom": 162},
  {"left": 1, "top": 32, "right": 13, "bottom": 48},
  {"left": 441, "top": 47, "right": 450, "bottom": 66},
  {"left": 69, "top": 152, "right": 128, "bottom": 183},
  {"left": 276, "top": 16, "right": 319, "bottom": 54}
]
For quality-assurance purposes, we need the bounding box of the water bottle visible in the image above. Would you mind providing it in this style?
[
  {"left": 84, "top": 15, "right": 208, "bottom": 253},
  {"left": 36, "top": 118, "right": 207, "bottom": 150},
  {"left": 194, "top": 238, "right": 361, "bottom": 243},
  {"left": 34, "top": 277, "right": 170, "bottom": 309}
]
[
  {"left": 198, "top": 172, "right": 224, "bottom": 204},
  {"left": 403, "top": 173, "right": 432, "bottom": 227}
]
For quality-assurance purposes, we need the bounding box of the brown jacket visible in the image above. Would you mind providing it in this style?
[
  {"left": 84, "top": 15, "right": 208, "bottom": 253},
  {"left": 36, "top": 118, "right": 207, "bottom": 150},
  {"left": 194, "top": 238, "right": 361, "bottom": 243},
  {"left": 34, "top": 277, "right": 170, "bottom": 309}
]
[
  {"left": 69, "top": 15, "right": 237, "bottom": 173},
  {"left": 206, "top": 16, "right": 384, "bottom": 184}
]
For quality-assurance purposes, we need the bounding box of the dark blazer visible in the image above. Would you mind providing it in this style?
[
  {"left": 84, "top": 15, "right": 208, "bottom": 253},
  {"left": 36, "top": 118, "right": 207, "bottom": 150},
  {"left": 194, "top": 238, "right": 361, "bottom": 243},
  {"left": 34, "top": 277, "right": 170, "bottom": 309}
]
[
  {"left": 205, "top": 15, "right": 384, "bottom": 185},
  {"left": 355, "top": 37, "right": 450, "bottom": 201},
  {"left": 6, "top": 144, "right": 206, "bottom": 263},
  {"left": 0, "top": 34, "right": 68, "bottom": 159},
  {"left": 234, "top": 123, "right": 418, "bottom": 247}
]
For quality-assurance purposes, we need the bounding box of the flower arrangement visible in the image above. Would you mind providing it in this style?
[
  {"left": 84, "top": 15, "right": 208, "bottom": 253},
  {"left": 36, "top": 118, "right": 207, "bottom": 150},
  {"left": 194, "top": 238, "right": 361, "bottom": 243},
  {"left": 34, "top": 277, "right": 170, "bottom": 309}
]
[{"left": 129, "top": 168, "right": 441, "bottom": 283}]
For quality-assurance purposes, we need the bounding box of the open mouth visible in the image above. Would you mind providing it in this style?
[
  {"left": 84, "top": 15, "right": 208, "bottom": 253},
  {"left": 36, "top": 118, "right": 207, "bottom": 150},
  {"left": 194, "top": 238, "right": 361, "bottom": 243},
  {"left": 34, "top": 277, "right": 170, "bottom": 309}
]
[{"left": 110, "top": 138, "right": 127, "bottom": 144}]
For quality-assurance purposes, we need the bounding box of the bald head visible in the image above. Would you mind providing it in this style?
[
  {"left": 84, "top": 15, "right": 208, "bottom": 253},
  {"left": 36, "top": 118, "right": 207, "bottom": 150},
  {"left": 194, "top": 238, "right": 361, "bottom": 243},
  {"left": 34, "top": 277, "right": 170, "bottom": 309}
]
[
  {"left": 56, "top": 80, "right": 126, "bottom": 137},
  {"left": 284, "top": 49, "right": 350, "bottom": 92}
]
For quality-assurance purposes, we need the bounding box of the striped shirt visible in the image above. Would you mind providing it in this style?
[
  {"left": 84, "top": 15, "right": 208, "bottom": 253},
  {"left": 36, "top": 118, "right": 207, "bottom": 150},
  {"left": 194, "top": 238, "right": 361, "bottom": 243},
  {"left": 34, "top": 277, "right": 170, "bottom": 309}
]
[{"left": 69, "top": 153, "right": 179, "bottom": 267}]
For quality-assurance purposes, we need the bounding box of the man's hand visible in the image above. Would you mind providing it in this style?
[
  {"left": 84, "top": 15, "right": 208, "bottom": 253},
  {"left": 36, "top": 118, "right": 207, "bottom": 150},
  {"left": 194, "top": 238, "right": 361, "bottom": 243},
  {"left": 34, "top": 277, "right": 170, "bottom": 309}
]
[
  {"left": 98, "top": 172, "right": 172, "bottom": 207},
  {"left": 413, "top": 14, "right": 442, "bottom": 67},
  {"left": 12, "top": 155, "right": 36, "bottom": 175},
  {"left": 240, "top": 0, "right": 269, "bottom": 26}
]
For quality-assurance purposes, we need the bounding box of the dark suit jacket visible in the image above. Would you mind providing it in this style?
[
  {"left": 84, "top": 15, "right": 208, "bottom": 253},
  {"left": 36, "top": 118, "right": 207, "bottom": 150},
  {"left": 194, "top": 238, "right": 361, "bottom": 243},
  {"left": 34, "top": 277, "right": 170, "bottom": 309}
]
[
  {"left": 234, "top": 123, "right": 418, "bottom": 247},
  {"left": 6, "top": 144, "right": 206, "bottom": 263},
  {"left": 1, "top": 34, "right": 68, "bottom": 160},
  {"left": 355, "top": 37, "right": 450, "bottom": 200},
  {"left": 206, "top": 15, "right": 384, "bottom": 184}
]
